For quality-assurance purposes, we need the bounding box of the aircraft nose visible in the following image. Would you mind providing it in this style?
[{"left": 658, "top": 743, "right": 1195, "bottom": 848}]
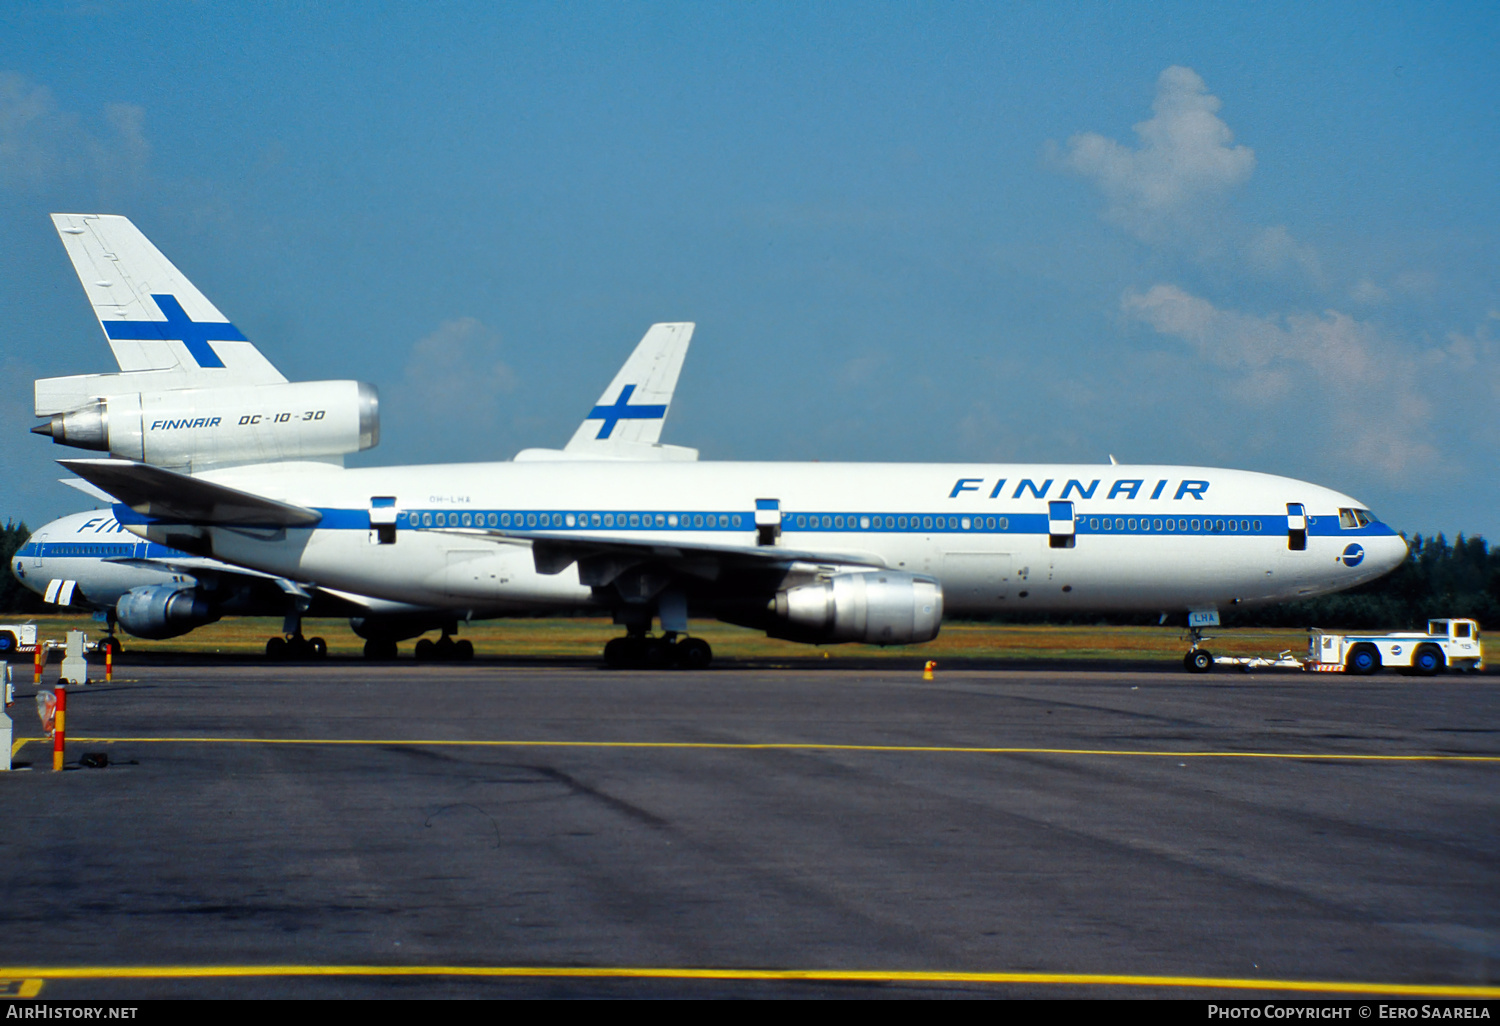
[{"left": 1375, "top": 533, "right": 1409, "bottom": 574}]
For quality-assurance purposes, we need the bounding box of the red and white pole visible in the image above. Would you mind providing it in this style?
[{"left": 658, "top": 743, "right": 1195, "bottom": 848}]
[{"left": 52, "top": 685, "right": 66, "bottom": 772}]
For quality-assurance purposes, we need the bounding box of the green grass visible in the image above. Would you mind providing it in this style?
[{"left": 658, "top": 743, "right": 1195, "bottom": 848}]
[{"left": 5, "top": 613, "right": 1313, "bottom": 664}]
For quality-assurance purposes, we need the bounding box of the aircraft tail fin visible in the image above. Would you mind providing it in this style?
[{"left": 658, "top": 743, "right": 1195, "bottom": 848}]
[
  {"left": 560, "top": 322, "right": 695, "bottom": 458},
  {"left": 49, "top": 213, "right": 285, "bottom": 386}
]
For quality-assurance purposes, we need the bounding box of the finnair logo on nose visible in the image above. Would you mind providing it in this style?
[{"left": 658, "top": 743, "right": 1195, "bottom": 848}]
[
  {"left": 586, "top": 384, "right": 667, "bottom": 439},
  {"left": 1341, "top": 543, "right": 1365, "bottom": 567}
]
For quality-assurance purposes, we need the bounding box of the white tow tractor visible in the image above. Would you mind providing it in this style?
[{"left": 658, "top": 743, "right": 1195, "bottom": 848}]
[
  {"left": 1304, "top": 619, "right": 1484, "bottom": 676},
  {"left": 0, "top": 623, "right": 40, "bottom": 660}
]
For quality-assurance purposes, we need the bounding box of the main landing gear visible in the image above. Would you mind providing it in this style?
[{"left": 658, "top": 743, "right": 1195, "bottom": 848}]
[
  {"left": 413, "top": 632, "right": 474, "bottom": 662},
  {"left": 266, "top": 633, "right": 328, "bottom": 660},
  {"left": 603, "top": 632, "right": 712, "bottom": 670}
]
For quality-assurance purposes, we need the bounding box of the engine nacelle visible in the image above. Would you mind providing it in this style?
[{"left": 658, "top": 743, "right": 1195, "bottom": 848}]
[
  {"left": 34, "top": 380, "right": 378, "bottom": 467},
  {"left": 771, "top": 571, "right": 943, "bottom": 645},
  {"left": 115, "top": 585, "right": 221, "bottom": 640}
]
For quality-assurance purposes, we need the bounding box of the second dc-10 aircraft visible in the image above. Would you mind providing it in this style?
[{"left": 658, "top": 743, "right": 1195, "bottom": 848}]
[
  {"left": 36, "top": 214, "right": 1408, "bottom": 670},
  {"left": 19, "top": 213, "right": 696, "bottom": 660}
]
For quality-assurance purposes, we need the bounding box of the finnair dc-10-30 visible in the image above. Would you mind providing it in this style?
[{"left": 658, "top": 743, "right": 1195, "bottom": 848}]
[{"left": 33, "top": 214, "right": 1408, "bottom": 669}]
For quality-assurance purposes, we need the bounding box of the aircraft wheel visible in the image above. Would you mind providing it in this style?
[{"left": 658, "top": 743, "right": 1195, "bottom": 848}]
[
  {"left": 604, "top": 637, "right": 631, "bottom": 668},
  {"left": 434, "top": 636, "right": 457, "bottom": 661},
  {"left": 414, "top": 638, "right": 435, "bottom": 661},
  {"left": 266, "top": 636, "right": 288, "bottom": 660},
  {"left": 309, "top": 636, "right": 328, "bottom": 659},
  {"left": 0, "top": 631, "right": 16, "bottom": 657},
  {"left": 456, "top": 639, "right": 474, "bottom": 661},
  {"left": 363, "top": 638, "right": 398, "bottom": 660},
  {"left": 1411, "top": 644, "right": 1444, "bottom": 677},
  {"left": 676, "top": 637, "right": 712, "bottom": 670},
  {"left": 1346, "top": 644, "right": 1381, "bottom": 676},
  {"left": 100, "top": 637, "right": 123, "bottom": 658},
  {"left": 643, "top": 637, "right": 674, "bottom": 669},
  {"left": 1184, "top": 649, "right": 1214, "bottom": 673}
]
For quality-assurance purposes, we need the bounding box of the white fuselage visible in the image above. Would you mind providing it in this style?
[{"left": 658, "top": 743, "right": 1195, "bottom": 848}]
[{"left": 107, "top": 459, "right": 1408, "bottom": 624}]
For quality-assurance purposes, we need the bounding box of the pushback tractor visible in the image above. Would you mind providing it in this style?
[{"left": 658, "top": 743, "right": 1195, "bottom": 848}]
[{"left": 1306, "top": 619, "right": 1484, "bottom": 676}]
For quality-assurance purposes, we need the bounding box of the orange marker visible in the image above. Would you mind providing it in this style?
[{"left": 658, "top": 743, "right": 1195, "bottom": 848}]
[
  {"left": 52, "top": 685, "right": 66, "bottom": 772},
  {"left": 923, "top": 660, "right": 936, "bottom": 681}
]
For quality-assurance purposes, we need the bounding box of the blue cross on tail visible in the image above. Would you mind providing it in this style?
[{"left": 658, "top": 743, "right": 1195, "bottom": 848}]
[
  {"left": 101, "top": 294, "right": 247, "bottom": 369},
  {"left": 587, "top": 384, "right": 668, "bottom": 439}
]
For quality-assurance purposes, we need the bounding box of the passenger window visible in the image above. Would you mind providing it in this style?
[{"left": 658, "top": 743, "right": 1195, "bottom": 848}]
[
  {"left": 1253, "top": 520, "right": 1261, "bottom": 531},
  {"left": 1216, "top": 520, "right": 1225, "bottom": 532},
  {"left": 922, "top": 516, "right": 933, "bottom": 530},
  {"left": 1153, "top": 519, "right": 1163, "bottom": 531},
  {"left": 834, "top": 516, "right": 844, "bottom": 529},
  {"left": 898, "top": 516, "right": 907, "bottom": 529},
  {"left": 1127, "top": 519, "right": 1136, "bottom": 530},
  {"left": 1114, "top": 518, "right": 1124, "bottom": 530},
  {"left": 1190, "top": 520, "right": 1200, "bottom": 531}
]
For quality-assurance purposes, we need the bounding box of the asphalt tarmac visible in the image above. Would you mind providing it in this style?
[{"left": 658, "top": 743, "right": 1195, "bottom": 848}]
[{"left": 1, "top": 659, "right": 1496, "bottom": 998}]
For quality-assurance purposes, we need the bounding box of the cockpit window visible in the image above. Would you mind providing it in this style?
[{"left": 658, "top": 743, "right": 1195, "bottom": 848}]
[
  {"left": 1355, "top": 509, "right": 1374, "bottom": 527},
  {"left": 1339, "top": 508, "right": 1358, "bottom": 529}
]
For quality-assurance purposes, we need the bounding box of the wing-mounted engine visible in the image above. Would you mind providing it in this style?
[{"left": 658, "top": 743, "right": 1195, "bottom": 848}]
[
  {"left": 115, "top": 584, "right": 221, "bottom": 640},
  {"left": 769, "top": 571, "right": 943, "bottom": 645},
  {"left": 34, "top": 379, "right": 378, "bottom": 469}
]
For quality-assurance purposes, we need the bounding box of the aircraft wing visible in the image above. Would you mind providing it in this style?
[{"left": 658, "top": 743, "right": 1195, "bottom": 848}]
[
  {"left": 436, "top": 526, "right": 886, "bottom": 580},
  {"left": 59, "top": 458, "right": 322, "bottom": 527}
]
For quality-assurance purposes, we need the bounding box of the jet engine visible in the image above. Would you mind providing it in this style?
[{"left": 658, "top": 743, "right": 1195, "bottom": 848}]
[
  {"left": 770, "top": 571, "right": 943, "bottom": 645},
  {"left": 115, "top": 585, "right": 221, "bottom": 640},
  {"left": 34, "top": 380, "right": 379, "bottom": 468}
]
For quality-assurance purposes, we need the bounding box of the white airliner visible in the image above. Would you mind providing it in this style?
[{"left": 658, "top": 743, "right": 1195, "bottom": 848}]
[
  {"left": 30, "top": 214, "right": 1409, "bottom": 671},
  {"left": 17, "top": 214, "right": 694, "bottom": 660}
]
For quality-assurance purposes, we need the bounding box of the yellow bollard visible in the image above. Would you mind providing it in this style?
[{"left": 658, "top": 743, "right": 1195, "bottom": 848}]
[
  {"left": 105, "top": 643, "right": 113, "bottom": 683},
  {"left": 52, "top": 685, "right": 66, "bottom": 772},
  {"left": 33, "top": 641, "right": 43, "bottom": 685},
  {"left": 923, "top": 660, "right": 936, "bottom": 681}
]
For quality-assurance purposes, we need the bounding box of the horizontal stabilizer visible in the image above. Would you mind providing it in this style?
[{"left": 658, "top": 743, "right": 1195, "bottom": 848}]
[{"left": 59, "top": 458, "right": 322, "bottom": 527}]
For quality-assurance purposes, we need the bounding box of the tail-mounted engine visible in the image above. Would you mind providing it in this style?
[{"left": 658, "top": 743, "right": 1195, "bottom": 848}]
[
  {"left": 115, "top": 585, "right": 221, "bottom": 640},
  {"left": 770, "top": 571, "right": 943, "bottom": 645},
  {"left": 34, "top": 379, "right": 378, "bottom": 468}
]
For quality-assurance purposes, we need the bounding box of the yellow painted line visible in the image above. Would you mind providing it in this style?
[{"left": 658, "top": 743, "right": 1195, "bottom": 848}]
[
  {"left": 10, "top": 737, "right": 29, "bottom": 760},
  {"left": 0, "top": 965, "right": 1496, "bottom": 996},
  {"left": 54, "top": 736, "right": 1500, "bottom": 763},
  {"left": 0, "top": 978, "right": 44, "bottom": 998}
]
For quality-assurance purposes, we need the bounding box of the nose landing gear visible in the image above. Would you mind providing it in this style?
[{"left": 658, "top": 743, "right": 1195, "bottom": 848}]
[{"left": 1183, "top": 624, "right": 1215, "bottom": 673}]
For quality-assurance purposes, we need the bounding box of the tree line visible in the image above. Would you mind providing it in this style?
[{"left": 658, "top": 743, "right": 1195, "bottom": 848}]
[{"left": 0, "top": 517, "right": 1495, "bottom": 631}]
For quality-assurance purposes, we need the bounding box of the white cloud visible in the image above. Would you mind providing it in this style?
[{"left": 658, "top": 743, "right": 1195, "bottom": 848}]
[
  {"left": 399, "top": 317, "right": 517, "bottom": 431},
  {"left": 1245, "top": 225, "right": 1324, "bottom": 284},
  {"left": 1121, "top": 283, "right": 1442, "bottom": 479},
  {"left": 1350, "top": 279, "right": 1388, "bottom": 305},
  {"left": 1058, "top": 66, "right": 1255, "bottom": 240},
  {"left": 0, "top": 71, "right": 150, "bottom": 192}
]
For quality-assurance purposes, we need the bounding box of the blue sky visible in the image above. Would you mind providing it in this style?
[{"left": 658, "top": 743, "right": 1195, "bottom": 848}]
[{"left": 2, "top": 1, "right": 1497, "bottom": 537}]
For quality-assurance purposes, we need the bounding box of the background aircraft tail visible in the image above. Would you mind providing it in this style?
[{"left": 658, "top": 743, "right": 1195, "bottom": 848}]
[{"left": 39, "top": 214, "right": 285, "bottom": 413}]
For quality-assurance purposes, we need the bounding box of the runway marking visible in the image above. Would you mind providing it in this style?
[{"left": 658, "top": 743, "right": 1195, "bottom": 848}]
[
  {"left": 44, "top": 736, "right": 1500, "bottom": 762},
  {"left": 0, "top": 978, "right": 44, "bottom": 998},
  {"left": 0, "top": 965, "right": 1496, "bottom": 996}
]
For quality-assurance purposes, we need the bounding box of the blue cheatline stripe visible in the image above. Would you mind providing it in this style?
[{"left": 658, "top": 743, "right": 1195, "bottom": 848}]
[
  {"left": 100, "top": 294, "right": 245, "bottom": 370},
  {"left": 100, "top": 500, "right": 1398, "bottom": 540}
]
